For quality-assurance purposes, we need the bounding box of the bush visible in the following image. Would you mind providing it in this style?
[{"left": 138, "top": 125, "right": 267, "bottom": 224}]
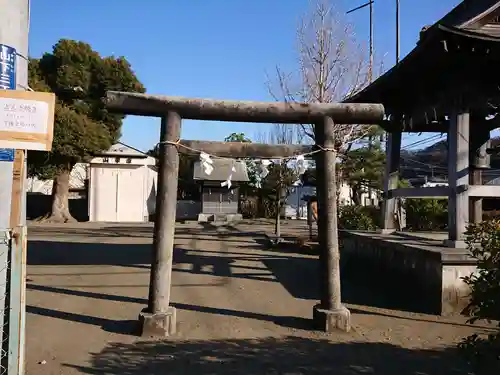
[
  {"left": 459, "top": 220, "right": 500, "bottom": 372},
  {"left": 404, "top": 198, "right": 447, "bottom": 231},
  {"left": 338, "top": 205, "right": 380, "bottom": 230},
  {"left": 240, "top": 197, "right": 258, "bottom": 219}
]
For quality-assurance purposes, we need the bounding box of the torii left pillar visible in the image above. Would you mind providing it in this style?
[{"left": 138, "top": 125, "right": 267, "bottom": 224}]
[
  {"left": 380, "top": 132, "right": 402, "bottom": 233},
  {"left": 139, "top": 112, "right": 181, "bottom": 336}
]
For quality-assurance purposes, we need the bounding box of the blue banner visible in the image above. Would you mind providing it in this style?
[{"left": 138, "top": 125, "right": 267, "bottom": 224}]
[
  {"left": 0, "top": 148, "right": 14, "bottom": 162},
  {"left": 0, "top": 44, "right": 17, "bottom": 160},
  {"left": 0, "top": 44, "right": 16, "bottom": 90}
]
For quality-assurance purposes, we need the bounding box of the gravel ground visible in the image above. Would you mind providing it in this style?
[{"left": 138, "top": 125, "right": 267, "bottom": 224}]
[{"left": 24, "top": 221, "right": 493, "bottom": 374}]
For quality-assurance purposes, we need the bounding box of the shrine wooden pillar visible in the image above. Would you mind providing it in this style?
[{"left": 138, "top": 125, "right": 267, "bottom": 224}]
[
  {"left": 469, "top": 127, "right": 491, "bottom": 224},
  {"left": 313, "top": 116, "right": 351, "bottom": 332},
  {"left": 380, "top": 131, "right": 402, "bottom": 233},
  {"left": 140, "top": 111, "right": 181, "bottom": 336},
  {"left": 445, "top": 109, "right": 470, "bottom": 248}
]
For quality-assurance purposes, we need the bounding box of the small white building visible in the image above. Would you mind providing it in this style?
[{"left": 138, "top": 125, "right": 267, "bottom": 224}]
[
  {"left": 337, "top": 181, "right": 380, "bottom": 207},
  {"left": 88, "top": 142, "right": 157, "bottom": 222}
]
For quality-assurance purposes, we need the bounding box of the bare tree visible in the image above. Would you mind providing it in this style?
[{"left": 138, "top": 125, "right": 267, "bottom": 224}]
[
  {"left": 257, "top": 124, "right": 300, "bottom": 242},
  {"left": 267, "top": 0, "right": 375, "bottom": 152},
  {"left": 265, "top": 0, "right": 384, "bottom": 321}
]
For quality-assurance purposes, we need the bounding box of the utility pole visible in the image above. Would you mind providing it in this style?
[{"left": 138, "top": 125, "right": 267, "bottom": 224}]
[
  {"left": 0, "top": 0, "right": 30, "bottom": 374},
  {"left": 347, "top": 1, "right": 374, "bottom": 83},
  {"left": 396, "top": 0, "right": 400, "bottom": 63},
  {"left": 347, "top": 1, "right": 375, "bottom": 203},
  {"left": 369, "top": 0, "right": 374, "bottom": 82}
]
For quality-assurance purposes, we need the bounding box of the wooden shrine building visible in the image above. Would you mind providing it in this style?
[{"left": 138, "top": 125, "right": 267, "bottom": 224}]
[
  {"left": 193, "top": 158, "right": 249, "bottom": 221},
  {"left": 347, "top": 0, "right": 500, "bottom": 247}
]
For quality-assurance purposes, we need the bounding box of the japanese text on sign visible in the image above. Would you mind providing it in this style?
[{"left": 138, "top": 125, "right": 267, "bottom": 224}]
[
  {"left": 0, "top": 44, "right": 16, "bottom": 90},
  {"left": 0, "top": 97, "right": 49, "bottom": 134}
]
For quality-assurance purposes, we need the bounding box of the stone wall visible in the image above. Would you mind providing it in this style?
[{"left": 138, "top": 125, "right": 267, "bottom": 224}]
[
  {"left": 176, "top": 200, "right": 202, "bottom": 221},
  {"left": 339, "top": 230, "right": 477, "bottom": 316}
]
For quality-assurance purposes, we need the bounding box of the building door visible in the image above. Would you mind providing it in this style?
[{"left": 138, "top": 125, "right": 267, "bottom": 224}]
[
  {"left": 203, "top": 187, "right": 221, "bottom": 214},
  {"left": 94, "top": 166, "right": 118, "bottom": 221},
  {"left": 93, "top": 166, "right": 145, "bottom": 222},
  {"left": 219, "top": 188, "right": 238, "bottom": 214},
  {"left": 203, "top": 187, "right": 238, "bottom": 214},
  {"left": 117, "top": 167, "right": 145, "bottom": 222}
]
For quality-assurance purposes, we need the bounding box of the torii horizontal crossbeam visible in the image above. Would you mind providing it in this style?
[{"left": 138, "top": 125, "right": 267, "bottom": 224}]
[
  {"left": 106, "top": 91, "right": 385, "bottom": 124},
  {"left": 178, "top": 140, "right": 314, "bottom": 158}
]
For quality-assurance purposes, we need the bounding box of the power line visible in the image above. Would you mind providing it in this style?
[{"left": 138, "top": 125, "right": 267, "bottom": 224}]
[
  {"left": 400, "top": 156, "right": 447, "bottom": 169},
  {"left": 401, "top": 135, "right": 441, "bottom": 149},
  {"left": 401, "top": 134, "right": 444, "bottom": 150}
]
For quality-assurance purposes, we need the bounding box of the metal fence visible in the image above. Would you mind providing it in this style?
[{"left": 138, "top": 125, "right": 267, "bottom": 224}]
[
  {"left": 0, "top": 228, "right": 26, "bottom": 375},
  {"left": 0, "top": 230, "right": 11, "bottom": 375}
]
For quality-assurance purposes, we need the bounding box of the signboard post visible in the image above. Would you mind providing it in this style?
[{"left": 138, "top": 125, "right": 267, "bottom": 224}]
[
  {"left": 0, "top": 64, "right": 55, "bottom": 375},
  {"left": 0, "top": 43, "right": 18, "bottom": 228},
  {"left": 1, "top": 2, "right": 32, "bottom": 373},
  {"left": 0, "top": 41, "right": 18, "bottom": 375}
]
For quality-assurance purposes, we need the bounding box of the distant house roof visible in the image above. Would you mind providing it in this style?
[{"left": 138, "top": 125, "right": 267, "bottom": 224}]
[
  {"left": 193, "top": 159, "right": 249, "bottom": 182},
  {"left": 95, "top": 142, "right": 149, "bottom": 158}
]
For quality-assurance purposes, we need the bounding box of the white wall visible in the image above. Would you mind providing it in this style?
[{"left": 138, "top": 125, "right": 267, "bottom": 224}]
[
  {"left": 338, "top": 181, "right": 380, "bottom": 207},
  {"left": 26, "top": 163, "right": 88, "bottom": 195},
  {"left": 285, "top": 185, "right": 316, "bottom": 219}
]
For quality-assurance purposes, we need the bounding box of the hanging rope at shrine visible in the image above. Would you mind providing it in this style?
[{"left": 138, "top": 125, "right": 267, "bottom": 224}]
[{"left": 159, "top": 139, "right": 335, "bottom": 189}]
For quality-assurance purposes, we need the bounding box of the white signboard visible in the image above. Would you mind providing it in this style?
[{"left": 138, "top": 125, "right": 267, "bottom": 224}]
[{"left": 0, "top": 90, "right": 55, "bottom": 151}]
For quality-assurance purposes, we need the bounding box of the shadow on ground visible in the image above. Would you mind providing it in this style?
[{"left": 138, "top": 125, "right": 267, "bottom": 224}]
[
  {"left": 27, "top": 223, "right": 235, "bottom": 239},
  {"left": 27, "top": 222, "right": 270, "bottom": 240},
  {"left": 65, "top": 336, "right": 474, "bottom": 375},
  {"left": 27, "top": 231, "right": 450, "bottom": 317},
  {"left": 26, "top": 282, "right": 313, "bottom": 333}
]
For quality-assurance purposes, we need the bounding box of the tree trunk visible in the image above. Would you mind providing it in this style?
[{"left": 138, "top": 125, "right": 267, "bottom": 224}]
[
  {"left": 275, "top": 195, "right": 281, "bottom": 238},
  {"left": 274, "top": 165, "right": 283, "bottom": 239},
  {"left": 46, "top": 167, "right": 77, "bottom": 223},
  {"left": 351, "top": 185, "right": 361, "bottom": 205}
]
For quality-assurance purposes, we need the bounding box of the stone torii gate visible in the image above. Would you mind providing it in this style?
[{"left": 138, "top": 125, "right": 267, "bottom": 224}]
[{"left": 106, "top": 91, "right": 384, "bottom": 336}]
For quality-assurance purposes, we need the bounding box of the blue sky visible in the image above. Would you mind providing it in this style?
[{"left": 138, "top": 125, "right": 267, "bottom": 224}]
[{"left": 29, "top": 0, "right": 462, "bottom": 152}]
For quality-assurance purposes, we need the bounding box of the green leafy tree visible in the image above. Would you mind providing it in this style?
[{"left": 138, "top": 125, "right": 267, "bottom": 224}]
[
  {"left": 223, "top": 132, "right": 259, "bottom": 189},
  {"left": 224, "top": 132, "right": 251, "bottom": 143},
  {"left": 28, "top": 39, "right": 145, "bottom": 222},
  {"left": 341, "top": 145, "right": 386, "bottom": 205},
  {"left": 146, "top": 145, "right": 199, "bottom": 200},
  {"left": 459, "top": 220, "right": 500, "bottom": 373}
]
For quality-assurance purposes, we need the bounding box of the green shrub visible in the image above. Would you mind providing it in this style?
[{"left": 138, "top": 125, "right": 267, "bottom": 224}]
[
  {"left": 338, "top": 205, "right": 380, "bottom": 230},
  {"left": 459, "top": 220, "right": 500, "bottom": 372},
  {"left": 404, "top": 198, "right": 447, "bottom": 231},
  {"left": 240, "top": 197, "right": 258, "bottom": 219}
]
